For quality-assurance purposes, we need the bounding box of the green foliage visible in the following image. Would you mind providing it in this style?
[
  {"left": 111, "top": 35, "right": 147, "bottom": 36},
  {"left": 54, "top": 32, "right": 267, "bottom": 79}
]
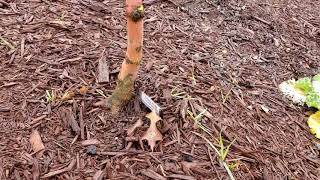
[
  {"left": 294, "top": 77, "right": 312, "bottom": 93},
  {"left": 187, "top": 109, "right": 212, "bottom": 135},
  {"left": 219, "top": 132, "right": 236, "bottom": 161},
  {"left": 306, "top": 91, "right": 320, "bottom": 109},
  {"left": 280, "top": 74, "right": 320, "bottom": 109},
  {"left": 280, "top": 74, "right": 320, "bottom": 139},
  {"left": 193, "top": 132, "right": 236, "bottom": 180},
  {"left": 313, "top": 74, "right": 320, "bottom": 81}
]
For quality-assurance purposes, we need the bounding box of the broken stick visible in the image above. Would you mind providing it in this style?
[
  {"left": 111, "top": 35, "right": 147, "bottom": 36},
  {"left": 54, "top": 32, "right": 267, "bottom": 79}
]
[{"left": 41, "top": 159, "right": 76, "bottom": 178}]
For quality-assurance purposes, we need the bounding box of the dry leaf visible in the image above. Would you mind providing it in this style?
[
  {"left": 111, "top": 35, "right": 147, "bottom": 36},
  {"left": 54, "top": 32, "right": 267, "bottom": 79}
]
[
  {"left": 79, "top": 86, "right": 89, "bottom": 95},
  {"left": 127, "top": 118, "right": 143, "bottom": 136},
  {"left": 141, "top": 111, "right": 163, "bottom": 151},
  {"left": 29, "top": 130, "right": 45, "bottom": 156},
  {"left": 61, "top": 91, "right": 75, "bottom": 101}
]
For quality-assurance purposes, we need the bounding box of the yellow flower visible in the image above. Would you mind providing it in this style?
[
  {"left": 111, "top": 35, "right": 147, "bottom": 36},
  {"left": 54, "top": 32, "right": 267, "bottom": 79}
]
[{"left": 307, "top": 111, "right": 320, "bottom": 139}]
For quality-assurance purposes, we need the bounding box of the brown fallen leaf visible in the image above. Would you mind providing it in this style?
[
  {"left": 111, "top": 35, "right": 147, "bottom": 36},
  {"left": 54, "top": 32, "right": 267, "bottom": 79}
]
[
  {"left": 141, "top": 111, "right": 163, "bottom": 151},
  {"left": 79, "top": 86, "right": 89, "bottom": 95},
  {"left": 61, "top": 91, "right": 75, "bottom": 101},
  {"left": 29, "top": 130, "right": 45, "bottom": 157},
  {"left": 127, "top": 118, "right": 143, "bottom": 136}
]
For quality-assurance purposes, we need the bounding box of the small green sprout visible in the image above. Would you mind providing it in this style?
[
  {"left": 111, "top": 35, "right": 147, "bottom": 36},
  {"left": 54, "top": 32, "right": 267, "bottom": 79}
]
[
  {"left": 171, "top": 87, "right": 195, "bottom": 100},
  {"left": 219, "top": 132, "right": 236, "bottom": 161},
  {"left": 193, "top": 131, "right": 237, "bottom": 180},
  {"left": 187, "top": 109, "right": 212, "bottom": 135},
  {"left": 45, "top": 90, "right": 55, "bottom": 103},
  {"left": 221, "top": 88, "right": 232, "bottom": 104},
  {"left": 228, "top": 160, "right": 240, "bottom": 172}
]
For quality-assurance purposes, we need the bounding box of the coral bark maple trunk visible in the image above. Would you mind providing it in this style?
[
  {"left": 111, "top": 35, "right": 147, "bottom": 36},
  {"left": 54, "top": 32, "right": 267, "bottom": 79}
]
[{"left": 109, "top": 0, "right": 144, "bottom": 113}]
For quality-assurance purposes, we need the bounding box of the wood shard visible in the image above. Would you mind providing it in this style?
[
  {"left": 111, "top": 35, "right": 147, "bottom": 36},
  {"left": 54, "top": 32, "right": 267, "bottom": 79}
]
[
  {"left": 29, "top": 130, "right": 45, "bottom": 154},
  {"left": 29, "top": 115, "right": 47, "bottom": 126},
  {"left": 79, "top": 103, "right": 85, "bottom": 140},
  {"left": 61, "top": 109, "right": 81, "bottom": 135},
  {"left": 98, "top": 50, "right": 109, "bottom": 83},
  {"left": 140, "top": 169, "right": 166, "bottom": 180},
  {"left": 81, "top": 139, "right": 101, "bottom": 146}
]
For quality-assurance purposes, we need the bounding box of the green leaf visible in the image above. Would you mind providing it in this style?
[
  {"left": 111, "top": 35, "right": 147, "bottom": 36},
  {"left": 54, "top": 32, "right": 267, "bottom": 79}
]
[
  {"left": 313, "top": 74, "right": 320, "bottom": 82},
  {"left": 222, "top": 138, "right": 236, "bottom": 160},
  {"left": 219, "top": 132, "right": 224, "bottom": 159},
  {"left": 294, "top": 77, "right": 313, "bottom": 93},
  {"left": 306, "top": 91, "right": 320, "bottom": 109}
]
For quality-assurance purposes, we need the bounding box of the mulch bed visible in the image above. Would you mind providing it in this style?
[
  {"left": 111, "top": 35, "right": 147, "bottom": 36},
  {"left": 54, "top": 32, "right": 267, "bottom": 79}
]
[{"left": 1, "top": 0, "right": 320, "bottom": 179}]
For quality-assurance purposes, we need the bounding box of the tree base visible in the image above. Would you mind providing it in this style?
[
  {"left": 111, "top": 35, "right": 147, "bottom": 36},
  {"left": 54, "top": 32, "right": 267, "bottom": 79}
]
[{"left": 108, "top": 75, "right": 135, "bottom": 114}]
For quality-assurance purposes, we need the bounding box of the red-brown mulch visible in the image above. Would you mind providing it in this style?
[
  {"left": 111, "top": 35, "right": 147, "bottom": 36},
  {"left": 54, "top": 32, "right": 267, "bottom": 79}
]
[{"left": 1, "top": 0, "right": 320, "bottom": 179}]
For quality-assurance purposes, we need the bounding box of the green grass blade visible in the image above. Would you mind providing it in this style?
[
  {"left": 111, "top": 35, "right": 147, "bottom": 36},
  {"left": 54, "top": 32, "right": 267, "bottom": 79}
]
[
  {"left": 222, "top": 138, "right": 236, "bottom": 160},
  {"left": 192, "top": 131, "right": 220, "bottom": 155},
  {"left": 223, "top": 161, "right": 236, "bottom": 180}
]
